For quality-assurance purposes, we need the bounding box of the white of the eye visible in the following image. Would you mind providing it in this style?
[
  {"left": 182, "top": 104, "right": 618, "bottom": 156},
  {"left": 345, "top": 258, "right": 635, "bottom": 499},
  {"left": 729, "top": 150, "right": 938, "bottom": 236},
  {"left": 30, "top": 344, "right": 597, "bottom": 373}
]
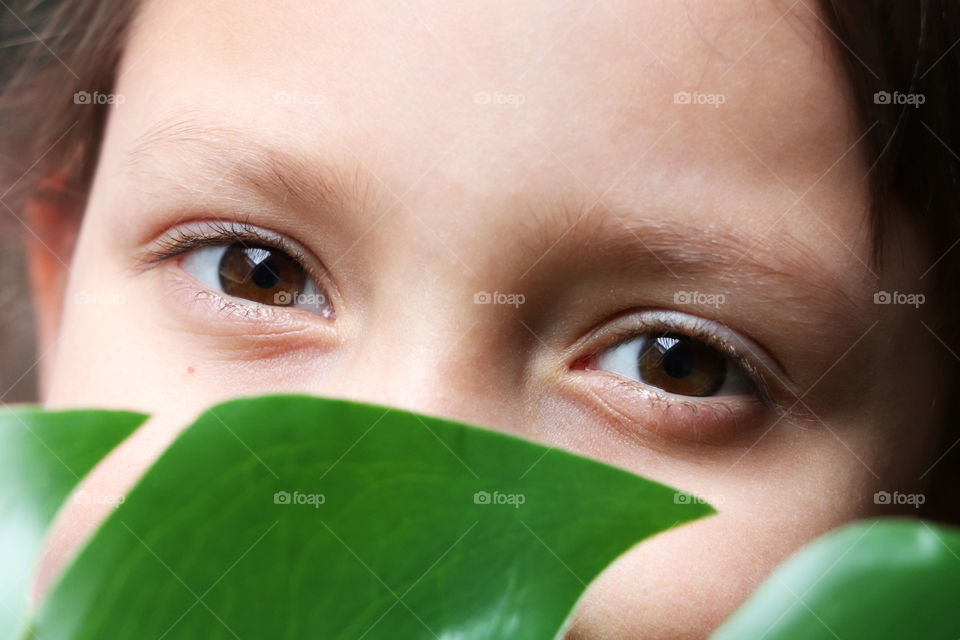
[
  {"left": 292, "top": 278, "right": 333, "bottom": 318},
  {"left": 596, "top": 338, "right": 646, "bottom": 381},
  {"left": 180, "top": 245, "right": 228, "bottom": 290}
]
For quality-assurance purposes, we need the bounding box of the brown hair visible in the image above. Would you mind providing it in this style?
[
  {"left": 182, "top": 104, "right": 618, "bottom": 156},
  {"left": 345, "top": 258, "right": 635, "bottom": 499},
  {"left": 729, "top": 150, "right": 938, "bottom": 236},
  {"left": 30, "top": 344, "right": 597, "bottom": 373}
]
[
  {"left": 0, "top": 0, "right": 139, "bottom": 401},
  {"left": 1, "top": 0, "right": 138, "bottom": 208},
  {"left": 819, "top": 0, "right": 960, "bottom": 520}
]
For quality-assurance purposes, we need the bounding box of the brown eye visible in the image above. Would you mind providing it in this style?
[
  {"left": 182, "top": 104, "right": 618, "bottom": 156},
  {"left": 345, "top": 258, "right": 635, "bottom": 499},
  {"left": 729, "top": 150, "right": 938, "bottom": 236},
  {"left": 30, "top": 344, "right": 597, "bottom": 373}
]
[
  {"left": 217, "top": 244, "right": 305, "bottom": 305},
  {"left": 637, "top": 335, "right": 726, "bottom": 396},
  {"left": 180, "top": 242, "right": 333, "bottom": 316},
  {"left": 595, "top": 333, "right": 751, "bottom": 397}
]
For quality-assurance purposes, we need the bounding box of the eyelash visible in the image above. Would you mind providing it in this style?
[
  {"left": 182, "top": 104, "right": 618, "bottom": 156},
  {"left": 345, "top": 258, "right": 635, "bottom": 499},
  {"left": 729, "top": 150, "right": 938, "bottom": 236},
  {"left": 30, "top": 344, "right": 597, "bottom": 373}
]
[{"left": 140, "top": 220, "right": 314, "bottom": 272}]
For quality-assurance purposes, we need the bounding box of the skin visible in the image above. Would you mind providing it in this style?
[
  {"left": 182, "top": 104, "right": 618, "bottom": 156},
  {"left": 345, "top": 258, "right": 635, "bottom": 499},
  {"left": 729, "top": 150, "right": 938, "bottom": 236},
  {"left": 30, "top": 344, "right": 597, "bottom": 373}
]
[{"left": 27, "top": 0, "right": 946, "bottom": 637}]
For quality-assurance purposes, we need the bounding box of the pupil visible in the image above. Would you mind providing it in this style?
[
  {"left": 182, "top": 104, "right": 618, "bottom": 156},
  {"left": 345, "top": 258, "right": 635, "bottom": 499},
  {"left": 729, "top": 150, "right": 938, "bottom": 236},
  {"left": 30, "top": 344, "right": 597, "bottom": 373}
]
[
  {"left": 251, "top": 260, "right": 280, "bottom": 289},
  {"left": 662, "top": 343, "right": 694, "bottom": 378}
]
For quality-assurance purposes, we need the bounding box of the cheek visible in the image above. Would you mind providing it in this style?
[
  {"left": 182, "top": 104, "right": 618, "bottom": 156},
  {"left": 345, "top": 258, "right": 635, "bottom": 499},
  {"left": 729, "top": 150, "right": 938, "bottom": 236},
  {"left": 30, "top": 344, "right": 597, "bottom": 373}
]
[
  {"left": 565, "top": 515, "right": 771, "bottom": 640},
  {"left": 44, "top": 268, "right": 328, "bottom": 414},
  {"left": 540, "top": 397, "right": 886, "bottom": 637},
  {"left": 565, "top": 493, "right": 869, "bottom": 640}
]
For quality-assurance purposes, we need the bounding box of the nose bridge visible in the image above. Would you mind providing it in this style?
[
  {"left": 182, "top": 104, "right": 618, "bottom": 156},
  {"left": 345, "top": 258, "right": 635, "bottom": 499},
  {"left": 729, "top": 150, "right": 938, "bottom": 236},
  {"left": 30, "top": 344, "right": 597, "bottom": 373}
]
[
  {"left": 324, "top": 299, "right": 526, "bottom": 437},
  {"left": 319, "top": 177, "right": 536, "bottom": 436}
]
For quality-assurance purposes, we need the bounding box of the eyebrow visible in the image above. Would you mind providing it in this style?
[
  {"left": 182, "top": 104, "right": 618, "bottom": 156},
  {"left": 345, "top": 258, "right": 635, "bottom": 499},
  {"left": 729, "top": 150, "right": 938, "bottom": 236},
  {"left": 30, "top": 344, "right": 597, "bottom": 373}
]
[
  {"left": 512, "top": 194, "right": 869, "bottom": 320},
  {"left": 124, "top": 113, "right": 383, "bottom": 218},
  {"left": 123, "top": 114, "right": 870, "bottom": 323}
]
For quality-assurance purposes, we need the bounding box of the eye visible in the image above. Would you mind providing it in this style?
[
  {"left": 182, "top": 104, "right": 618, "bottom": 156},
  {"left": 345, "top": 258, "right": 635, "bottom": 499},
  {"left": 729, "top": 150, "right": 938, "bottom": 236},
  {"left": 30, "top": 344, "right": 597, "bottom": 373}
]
[
  {"left": 594, "top": 333, "right": 753, "bottom": 397},
  {"left": 180, "top": 242, "right": 333, "bottom": 318}
]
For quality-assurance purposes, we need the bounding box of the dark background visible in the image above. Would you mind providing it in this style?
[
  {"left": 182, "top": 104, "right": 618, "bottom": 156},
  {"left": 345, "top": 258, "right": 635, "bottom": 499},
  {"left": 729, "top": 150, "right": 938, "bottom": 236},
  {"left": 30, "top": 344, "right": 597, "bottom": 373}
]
[{"left": 0, "top": 2, "right": 45, "bottom": 403}]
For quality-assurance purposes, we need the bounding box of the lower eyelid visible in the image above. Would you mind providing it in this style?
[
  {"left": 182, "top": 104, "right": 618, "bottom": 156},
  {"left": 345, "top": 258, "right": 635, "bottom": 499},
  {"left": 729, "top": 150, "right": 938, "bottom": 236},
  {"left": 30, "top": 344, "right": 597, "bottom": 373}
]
[
  {"left": 157, "top": 269, "right": 335, "bottom": 344},
  {"left": 565, "top": 369, "right": 765, "bottom": 446}
]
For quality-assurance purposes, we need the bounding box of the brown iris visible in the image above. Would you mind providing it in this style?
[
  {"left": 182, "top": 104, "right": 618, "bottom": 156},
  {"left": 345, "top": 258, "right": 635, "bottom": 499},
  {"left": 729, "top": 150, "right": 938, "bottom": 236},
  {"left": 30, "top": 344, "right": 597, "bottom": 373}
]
[
  {"left": 637, "top": 334, "right": 727, "bottom": 396},
  {"left": 217, "top": 244, "right": 306, "bottom": 306}
]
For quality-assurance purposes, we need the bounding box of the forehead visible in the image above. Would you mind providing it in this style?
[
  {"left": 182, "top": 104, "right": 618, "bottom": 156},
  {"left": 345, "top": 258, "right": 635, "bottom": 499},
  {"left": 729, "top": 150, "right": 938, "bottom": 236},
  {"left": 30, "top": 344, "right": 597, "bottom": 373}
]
[
  {"left": 109, "top": 0, "right": 867, "bottom": 270},
  {"left": 116, "top": 1, "right": 853, "bottom": 173}
]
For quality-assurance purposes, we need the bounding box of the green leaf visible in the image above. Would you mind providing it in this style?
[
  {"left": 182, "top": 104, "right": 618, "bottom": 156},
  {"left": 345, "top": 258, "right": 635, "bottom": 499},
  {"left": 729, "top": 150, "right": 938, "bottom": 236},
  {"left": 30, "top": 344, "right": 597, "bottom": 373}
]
[
  {"left": 24, "top": 394, "right": 713, "bottom": 639},
  {"left": 710, "top": 518, "right": 960, "bottom": 640},
  {"left": 0, "top": 405, "right": 145, "bottom": 639}
]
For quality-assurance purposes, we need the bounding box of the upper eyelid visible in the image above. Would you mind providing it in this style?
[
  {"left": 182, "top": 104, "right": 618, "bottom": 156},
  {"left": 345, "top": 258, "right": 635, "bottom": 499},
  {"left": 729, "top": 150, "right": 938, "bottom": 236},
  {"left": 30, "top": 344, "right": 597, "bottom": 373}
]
[
  {"left": 139, "top": 220, "right": 278, "bottom": 263},
  {"left": 136, "top": 220, "right": 322, "bottom": 277}
]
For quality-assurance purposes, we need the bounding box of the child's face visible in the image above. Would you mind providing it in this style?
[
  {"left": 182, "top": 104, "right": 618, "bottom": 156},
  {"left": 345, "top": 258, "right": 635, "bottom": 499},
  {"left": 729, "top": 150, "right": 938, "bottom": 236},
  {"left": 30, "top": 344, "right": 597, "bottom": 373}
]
[{"left": 36, "top": 0, "right": 943, "bottom": 637}]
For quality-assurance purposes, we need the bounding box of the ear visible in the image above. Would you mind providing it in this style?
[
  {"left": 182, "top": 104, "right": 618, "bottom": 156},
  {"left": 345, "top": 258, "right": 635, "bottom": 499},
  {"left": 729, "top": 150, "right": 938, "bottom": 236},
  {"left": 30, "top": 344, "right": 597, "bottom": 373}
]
[{"left": 23, "top": 173, "right": 84, "bottom": 397}]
